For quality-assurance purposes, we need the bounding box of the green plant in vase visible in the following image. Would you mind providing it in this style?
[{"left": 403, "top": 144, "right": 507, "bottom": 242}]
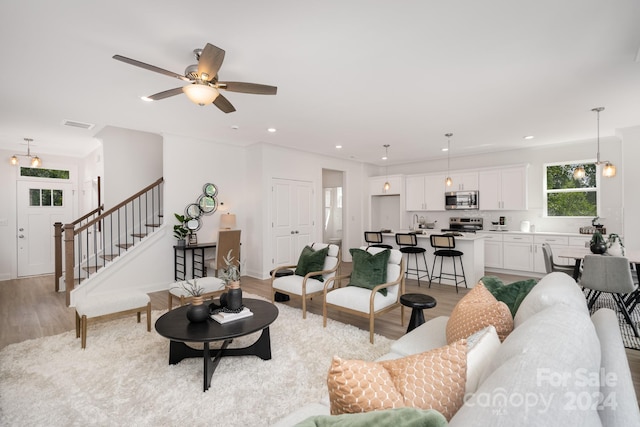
[
  {"left": 218, "top": 249, "right": 243, "bottom": 310},
  {"left": 173, "top": 213, "right": 191, "bottom": 246},
  {"left": 590, "top": 231, "right": 607, "bottom": 254}
]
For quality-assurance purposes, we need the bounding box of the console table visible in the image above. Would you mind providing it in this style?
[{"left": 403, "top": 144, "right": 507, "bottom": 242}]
[{"left": 173, "top": 242, "right": 217, "bottom": 281}]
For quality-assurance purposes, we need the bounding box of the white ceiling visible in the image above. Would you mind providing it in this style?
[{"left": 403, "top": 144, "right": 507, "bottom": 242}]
[{"left": 1, "top": 1, "right": 639, "bottom": 166}]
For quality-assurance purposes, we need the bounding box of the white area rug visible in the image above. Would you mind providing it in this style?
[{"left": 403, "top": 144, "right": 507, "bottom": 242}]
[{"left": 0, "top": 294, "right": 392, "bottom": 426}]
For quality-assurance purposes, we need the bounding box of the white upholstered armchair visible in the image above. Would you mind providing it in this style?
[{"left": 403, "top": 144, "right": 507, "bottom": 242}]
[
  {"left": 322, "top": 246, "right": 405, "bottom": 343},
  {"left": 270, "top": 243, "right": 341, "bottom": 319}
]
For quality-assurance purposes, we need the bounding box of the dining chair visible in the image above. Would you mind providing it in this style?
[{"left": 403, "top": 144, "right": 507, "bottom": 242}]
[
  {"left": 205, "top": 229, "right": 241, "bottom": 277},
  {"left": 541, "top": 243, "right": 575, "bottom": 276},
  {"left": 364, "top": 231, "right": 392, "bottom": 249},
  {"left": 579, "top": 254, "right": 639, "bottom": 337}
]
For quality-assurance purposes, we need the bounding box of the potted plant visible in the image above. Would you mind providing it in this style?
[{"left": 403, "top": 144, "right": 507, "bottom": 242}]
[
  {"left": 171, "top": 279, "right": 208, "bottom": 322},
  {"left": 218, "top": 249, "right": 243, "bottom": 310},
  {"left": 173, "top": 213, "right": 191, "bottom": 247}
]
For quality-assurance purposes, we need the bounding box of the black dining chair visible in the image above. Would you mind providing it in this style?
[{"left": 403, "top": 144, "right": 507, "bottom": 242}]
[{"left": 364, "top": 231, "right": 392, "bottom": 249}]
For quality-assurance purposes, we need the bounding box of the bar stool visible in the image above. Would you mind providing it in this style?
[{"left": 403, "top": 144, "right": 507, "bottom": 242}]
[
  {"left": 364, "top": 231, "right": 392, "bottom": 249},
  {"left": 430, "top": 234, "right": 467, "bottom": 293},
  {"left": 395, "top": 233, "right": 429, "bottom": 286}
]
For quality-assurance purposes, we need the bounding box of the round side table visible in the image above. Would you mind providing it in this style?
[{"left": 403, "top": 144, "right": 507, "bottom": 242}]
[
  {"left": 271, "top": 268, "right": 293, "bottom": 302},
  {"left": 400, "top": 293, "right": 437, "bottom": 333}
]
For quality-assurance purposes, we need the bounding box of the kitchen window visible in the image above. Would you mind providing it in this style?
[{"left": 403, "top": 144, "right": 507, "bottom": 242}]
[{"left": 544, "top": 162, "right": 598, "bottom": 217}]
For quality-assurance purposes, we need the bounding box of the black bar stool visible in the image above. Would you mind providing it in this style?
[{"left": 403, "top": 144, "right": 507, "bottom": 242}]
[
  {"left": 429, "top": 234, "right": 467, "bottom": 293},
  {"left": 395, "top": 233, "right": 429, "bottom": 286},
  {"left": 364, "top": 231, "right": 392, "bottom": 249}
]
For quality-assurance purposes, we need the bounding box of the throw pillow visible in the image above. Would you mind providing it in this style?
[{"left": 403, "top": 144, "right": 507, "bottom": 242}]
[
  {"left": 295, "top": 245, "right": 329, "bottom": 281},
  {"left": 464, "top": 325, "right": 501, "bottom": 396},
  {"left": 347, "top": 248, "right": 390, "bottom": 296},
  {"left": 327, "top": 340, "right": 467, "bottom": 421},
  {"left": 296, "top": 408, "right": 448, "bottom": 427},
  {"left": 480, "top": 276, "right": 538, "bottom": 317},
  {"left": 445, "top": 283, "right": 513, "bottom": 343}
]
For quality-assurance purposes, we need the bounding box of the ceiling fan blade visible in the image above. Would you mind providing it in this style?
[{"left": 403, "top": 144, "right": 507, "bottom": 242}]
[
  {"left": 147, "top": 87, "right": 184, "bottom": 100},
  {"left": 197, "top": 43, "right": 225, "bottom": 81},
  {"left": 112, "top": 55, "right": 190, "bottom": 82},
  {"left": 218, "top": 81, "right": 278, "bottom": 95},
  {"left": 213, "top": 94, "right": 236, "bottom": 113}
]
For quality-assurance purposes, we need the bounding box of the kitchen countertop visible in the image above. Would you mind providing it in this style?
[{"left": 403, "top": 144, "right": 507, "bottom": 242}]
[
  {"left": 478, "top": 230, "right": 593, "bottom": 237},
  {"left": 382, "top": 230, "right": 486, "bottom": 241}
]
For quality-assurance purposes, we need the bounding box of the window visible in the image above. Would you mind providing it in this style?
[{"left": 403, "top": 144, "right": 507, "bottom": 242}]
[
  {"left": 29, "top": 188, "right": 64, "bottom": 207},
  {"left": 20, "top": 167, "right": 70, "bottom": 179},
  {"left": 544, "top": 162, "right": 598, "bottom": 217}
]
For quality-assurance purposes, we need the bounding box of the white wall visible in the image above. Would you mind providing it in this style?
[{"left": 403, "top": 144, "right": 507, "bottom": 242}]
[{"left": 619, "top": 126, "right": 640, "bottom": 251}]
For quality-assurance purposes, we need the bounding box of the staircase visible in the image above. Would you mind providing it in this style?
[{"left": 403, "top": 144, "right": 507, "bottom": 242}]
[{"left": 54, "top": 178, "right": 164, "bottom": 306}]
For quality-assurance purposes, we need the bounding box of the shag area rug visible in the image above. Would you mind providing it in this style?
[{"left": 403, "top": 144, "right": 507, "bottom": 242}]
[
  {"left": 0, "top": 293, "right": 392, "bottom": 426},
  {"left": 588, "top": 291, "right": 640, "bottom": 351}
]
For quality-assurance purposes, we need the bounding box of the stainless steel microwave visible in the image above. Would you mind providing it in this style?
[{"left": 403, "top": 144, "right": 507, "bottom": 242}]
[{"left": 445, "top": 191, "right": 479, "bottom": 210}]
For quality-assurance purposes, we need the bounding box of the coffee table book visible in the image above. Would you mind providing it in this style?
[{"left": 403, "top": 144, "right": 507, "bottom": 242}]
[{"left": 211, "top": 307, "right": 253, "bottom": 324}]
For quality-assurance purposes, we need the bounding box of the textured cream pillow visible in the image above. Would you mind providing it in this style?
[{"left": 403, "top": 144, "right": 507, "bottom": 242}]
[
  {"left": 446, "top": 283, "right": 513, "bottom": 343},
  {"left": 327, "top": 340, "right": 467, "bottom": 420}
]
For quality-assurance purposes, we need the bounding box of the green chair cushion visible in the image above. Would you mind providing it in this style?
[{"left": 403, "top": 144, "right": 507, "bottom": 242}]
[
  {"left": 295, "top": 245, "right": 329, "bottom": 281},
  {"left": 296, "top": 408, "right": 448, "bottom": 427},
  {"left": 348, "top": 248, "right": 390, "bottom": 296},
  {"left": 481, "top": 275, "right": 538, "bottom": 317}
]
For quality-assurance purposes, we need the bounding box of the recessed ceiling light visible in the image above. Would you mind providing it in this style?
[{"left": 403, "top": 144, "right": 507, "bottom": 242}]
[
  {"left": 523, "top": 135, "right": 534, "bottom": 140},
  {"left": 140, "top": 96, "right": 153, "bottom": 102},
  {"left": 267, "top": 128, "right": 277, "bottom": 133},
  {"left": 442, "top": 147, "right": 449, "bottom": 152},
  {"left": 335, "top": 145, "right": 342, "bottom": 149},
  {"left": 231, "top": 125, "right": 239, "bottom": 130}
]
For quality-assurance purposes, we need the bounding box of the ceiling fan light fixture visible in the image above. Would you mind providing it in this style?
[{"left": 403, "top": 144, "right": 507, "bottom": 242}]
[{"left": 183, "top": 83, "right": 219, "bottom": 106}]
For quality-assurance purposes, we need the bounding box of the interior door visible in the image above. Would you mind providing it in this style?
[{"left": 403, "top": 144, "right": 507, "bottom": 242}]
[
  {"left": 272, "top": 179, "right": 314, "bottom": 267},
  {"left": 17, "top": 181, "right": 74, "bottom": 277}
]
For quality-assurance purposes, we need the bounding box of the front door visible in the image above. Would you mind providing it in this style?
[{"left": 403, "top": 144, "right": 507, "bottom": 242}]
[
  {"left": 271, "top": 179, "right": 314, "bottom": 268},
  {"left": 17, "top": 181, "right": 74, "bottom": 277}
]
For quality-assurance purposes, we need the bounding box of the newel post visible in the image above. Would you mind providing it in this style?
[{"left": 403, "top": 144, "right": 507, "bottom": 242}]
[
  {"left": 64, "top": 223, "right": 75, "bottom": 306},
  {"left": 53, "top": 222, "right": 63, "bottom": 292}
]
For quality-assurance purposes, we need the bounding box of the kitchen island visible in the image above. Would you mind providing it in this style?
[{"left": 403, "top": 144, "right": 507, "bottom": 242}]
[{"left": 381, "top": 231, "right": 485, "bottom": 289}]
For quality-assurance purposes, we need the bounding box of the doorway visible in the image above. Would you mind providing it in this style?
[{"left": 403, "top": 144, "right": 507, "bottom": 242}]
[{"left": 322, "top": 169, "right": 344, "bottom": 249}]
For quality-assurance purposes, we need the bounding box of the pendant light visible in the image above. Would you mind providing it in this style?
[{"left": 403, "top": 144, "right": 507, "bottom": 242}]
[
  {"left": 9, "top": 138, "right": 42, "bottom": 168},
  {"left": 444, "top": 133, "right": 453, "bottom": 187},
  {"left": 574, "top": 107, "right": 616, "bottom": 179},
  {"left": 382, "top": 144, "right": 391, "bottom": 192}
]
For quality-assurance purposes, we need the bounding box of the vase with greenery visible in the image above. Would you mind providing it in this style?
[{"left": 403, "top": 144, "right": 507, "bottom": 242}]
[
  {"left": 607, "top": 233, "right": 625, "bottom": 256},
  {"left": 590, "top": 231, "right": 607, "bottom": 254},
  {"left": 218, "top": 249, "right": 243, "bottom": 310},
  {"left": 172, "top": 279, "right": 208, "bottom": 322},
  {"left": 173, "top": 213, "right": 191, "bottom": 247}
]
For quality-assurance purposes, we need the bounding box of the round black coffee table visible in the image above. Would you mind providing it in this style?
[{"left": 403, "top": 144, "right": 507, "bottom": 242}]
[
  {"left": 155, "top": 298, "right": 278, "bottom": 391},
  {"left": 400, "top": 293, "right": 437, "bottom": 333}
]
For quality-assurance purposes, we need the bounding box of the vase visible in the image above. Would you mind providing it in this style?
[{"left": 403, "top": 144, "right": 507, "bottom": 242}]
[
  {"left": 187, "top": 296, "right": 209, "bottom": 322},
  {"left": 608, "top": 241, "right": 624, "bottom": 257},
  {"left": 590, "top": 241, "right": 607, "bottom": 255},
  {"left": 227, "top": 282, "right": 243, "bottom": 311}
]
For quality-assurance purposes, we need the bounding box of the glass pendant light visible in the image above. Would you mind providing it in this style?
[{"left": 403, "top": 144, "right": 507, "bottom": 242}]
[
  {"left": 445, "top": 133, "right": 453, "bottom": 187},
  {"left": 592, "top": 107, "right": 616, "bottom": 178},
  {"left": 382, "top": 144, "right": 391, "bottom": 192}
]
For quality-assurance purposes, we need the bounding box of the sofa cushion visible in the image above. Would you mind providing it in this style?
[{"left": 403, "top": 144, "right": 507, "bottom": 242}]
[
  {"left": 446, "top": 283, "right": 513, "bottom": 343},
  {"left": 348, "top": 248, "right": 390, "bottom": 296},
  {"left": 465, "top": 325, "right": 501, "bottom": 396},
  {"left": 479, "top": 276, "right": 538, "bottom": 317},
  {"left": 450, "top": 304, "right": 602, "bottom": 427},
  {"left": 327, "top": 340, "right": 467, "bottom": 421},
  {"left": 390, "top": 316, "right": 449, "bottom": 357},
  {"left": 295, "top": 245, "right": 329, "bottom": 281},
  {"left": 296, "top": 408, "right": 448, "bottom": 427},
  {"left": 513, "top": 272, "right": 588, "bottom": 328}
]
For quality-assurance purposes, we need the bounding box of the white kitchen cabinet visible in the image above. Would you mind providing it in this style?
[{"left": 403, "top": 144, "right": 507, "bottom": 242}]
[
  {"left": 370, "top": 175, "right": 402, "bottom": 196},
  {"left": 482, "top": 233, "right": 504, "bottom": 269},
  {"left": 405, "top": 174, "right": 445, "bottom": 211},
  {"left": 478, "top": 166, "right": 528, "bottom": 210},
  {"left": 502, "top": 234, "right": 534, "bottom": 271},
  {"left": 448, "top": 171, "right": 479, "bottom": 191}
]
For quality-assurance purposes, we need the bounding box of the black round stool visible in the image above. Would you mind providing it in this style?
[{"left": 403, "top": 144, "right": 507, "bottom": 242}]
[
  {"left": 271, "top": 268, "right": 294, "bottom": 301},
  {"left": 400, "top": 293, "right": 437, "bottom": 333}
]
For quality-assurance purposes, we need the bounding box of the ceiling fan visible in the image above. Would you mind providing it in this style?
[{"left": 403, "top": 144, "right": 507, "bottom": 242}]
[{"left": 113, "top": 43, "right": 277, "bottom": 113}]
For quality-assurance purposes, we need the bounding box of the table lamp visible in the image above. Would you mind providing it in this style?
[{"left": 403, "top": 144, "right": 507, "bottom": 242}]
[{"left": 220, "top": 213, "right": 237, "bottom": 230}]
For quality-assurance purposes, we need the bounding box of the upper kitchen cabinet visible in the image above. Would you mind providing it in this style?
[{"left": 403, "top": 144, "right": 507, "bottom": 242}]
[
  {"left": 406, "top": 174, "right": 446, "bottom": 211},
  {"left": 447, "top": 171, "right": 478, "bottom": 191},
  {"left": 478, "top": 165, "right": 528, "bottom": 211},
  {"left": 370, "top": 175, "right": 402, "bottom": 196}
]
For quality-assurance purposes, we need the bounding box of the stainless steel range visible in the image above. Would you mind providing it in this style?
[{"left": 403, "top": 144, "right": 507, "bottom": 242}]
[{"left": 441, "top": 217, "right": 483, "bottom": 233}]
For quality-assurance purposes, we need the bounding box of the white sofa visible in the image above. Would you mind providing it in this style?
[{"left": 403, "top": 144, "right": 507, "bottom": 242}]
[{"left": 272, "top": 272, "right": 640, "bottom": 426}]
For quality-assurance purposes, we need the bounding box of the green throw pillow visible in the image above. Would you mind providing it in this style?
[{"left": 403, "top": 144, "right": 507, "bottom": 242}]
[
  {"left": 481, "top": 275, "right": 538, "bottom": 317},
  {"left": 295, "top": 245, "right": 329, "bottom": 281},
  {"left": 348, "top": 248, "right": 390, "bottom": 296},
  {"left": 296, "top": 408, "right": 448, "bottom": 427}
]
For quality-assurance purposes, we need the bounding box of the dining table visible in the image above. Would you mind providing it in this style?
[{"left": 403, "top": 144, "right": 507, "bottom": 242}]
[{"left": 556, "top": 248, "right": 640, "bottom": 281}]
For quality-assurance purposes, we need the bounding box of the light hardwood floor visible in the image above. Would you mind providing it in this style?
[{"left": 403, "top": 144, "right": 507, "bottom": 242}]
[{"left": 1, "top": 268, "right": 639, "bottom": 403}]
